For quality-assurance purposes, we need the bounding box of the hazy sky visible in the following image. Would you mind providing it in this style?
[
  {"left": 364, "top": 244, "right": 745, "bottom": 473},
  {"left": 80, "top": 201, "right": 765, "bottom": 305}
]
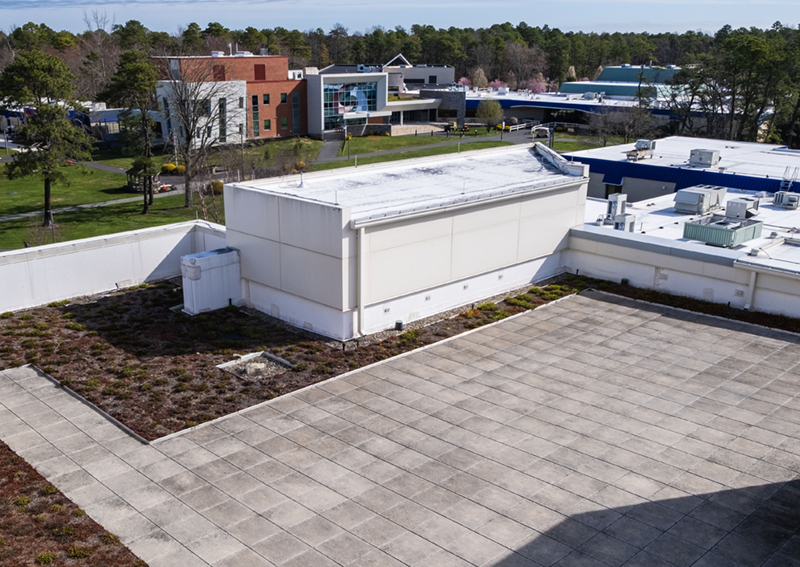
[{"left": 2, "top": 0, "right": 799, "bottom": 36}]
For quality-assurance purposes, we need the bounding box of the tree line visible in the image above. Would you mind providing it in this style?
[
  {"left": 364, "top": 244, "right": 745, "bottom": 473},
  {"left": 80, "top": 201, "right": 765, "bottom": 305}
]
[{"left": 2, "top": 18, "right": 800, "bottom": 144}]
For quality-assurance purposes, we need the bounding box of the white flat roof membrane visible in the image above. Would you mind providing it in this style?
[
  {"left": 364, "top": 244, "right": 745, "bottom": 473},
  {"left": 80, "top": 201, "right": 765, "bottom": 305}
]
[
  {"left": 232, "top": 146, "right": 581, "bottom": 223},
  {"left": 568, "top": 136, "right": 800, "bottom": 181},
  {"left": 583, "top": 190, "right": 800, "bottom": 275}
]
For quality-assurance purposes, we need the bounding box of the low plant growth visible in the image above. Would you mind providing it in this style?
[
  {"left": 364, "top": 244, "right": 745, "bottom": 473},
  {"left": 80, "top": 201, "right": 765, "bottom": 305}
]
[{"left": 0, "top": 440, "right": 143, "bottom": 566}]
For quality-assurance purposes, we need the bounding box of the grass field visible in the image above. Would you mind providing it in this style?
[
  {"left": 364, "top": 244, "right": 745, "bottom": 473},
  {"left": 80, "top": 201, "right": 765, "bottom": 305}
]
[
  {"left": 315, "top": 140, "right": 513, "bottom": 171},
  {"left": 339, "top": 131, "right": 501, "bottom": 157},
  {"left": 90, "top": 148, "right": 176, "bottom": 170},
  {"left": 0, "top": 165, "right": 130, "bottom": 217},
  {"left": 0, "top": 193, "right": 221, "bottom": 250}
]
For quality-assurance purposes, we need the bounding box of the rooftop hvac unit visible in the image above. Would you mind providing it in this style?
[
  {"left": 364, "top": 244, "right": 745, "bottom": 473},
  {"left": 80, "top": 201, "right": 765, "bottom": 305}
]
[
  {"left": 606, "top": 193, "right": 627, "bottom": 223},
  {"left": 725, "top": 197, "right": 759, "bottom": 219},
  {"left": 211, "top": 51, "right": 225, "bottom": 57},
  {"left": 689, "top": 149, "right": 721, "bottom": 167},
  {"left": 234, "top": 51, "right": 253, "bottom": 57},
  {"left": 181, "top": 248, "right": 242, "bottom": 315},
  {"left": 674, "top": 185, "right": 727, "bottom": 215},
  {"left": 614, "top": 213, "right": 636, "bottom": 232},
  {"left": 683, "top": 216, "right": 763, "bottom": 247},
  {"left": 774, "top": 191, "right": 800, "bottom": 210},
  {"left": 583, "top": 92, "right": 597, "bottom": 100},
  {"left": 357, "top": 64, "right": 366, "bottom": 72}
]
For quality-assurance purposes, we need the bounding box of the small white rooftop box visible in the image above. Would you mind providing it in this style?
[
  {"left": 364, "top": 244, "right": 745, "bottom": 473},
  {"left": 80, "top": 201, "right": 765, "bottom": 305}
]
[
  {"left": 689, "top": 149, "right": 721, "bottom": 168},
  {"left": 674, "top": 185, "right": 727, "bottom": 215},
  {"left": 181, "top": 248, "right": 242, "bottom": 315}
]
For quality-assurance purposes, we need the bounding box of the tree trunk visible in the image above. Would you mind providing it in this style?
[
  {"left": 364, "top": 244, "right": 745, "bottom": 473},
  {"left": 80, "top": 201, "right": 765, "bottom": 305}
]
[
  {"left": 42, "top": 177, "right": 53, "bottom": 228},
  {"left": 142, "top": 176, "right": 149, "bottom": 215},
  {"left": 148, "top": 176, "right": 154, "bottom": 206}
]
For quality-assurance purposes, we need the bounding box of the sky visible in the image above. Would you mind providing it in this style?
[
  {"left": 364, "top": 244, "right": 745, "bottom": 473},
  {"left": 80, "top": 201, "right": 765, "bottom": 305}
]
[{"left": 2, "top": 0, "right": 799, "bottom": 37}]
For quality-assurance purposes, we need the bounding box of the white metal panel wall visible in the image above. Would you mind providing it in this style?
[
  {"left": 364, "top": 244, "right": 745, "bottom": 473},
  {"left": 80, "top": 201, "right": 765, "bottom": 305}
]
[{"left": 364, "top": 180, "right": 585, "bottom": 305}]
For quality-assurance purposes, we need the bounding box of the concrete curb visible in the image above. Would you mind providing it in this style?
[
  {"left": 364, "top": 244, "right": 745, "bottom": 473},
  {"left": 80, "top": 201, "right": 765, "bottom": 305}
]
[
  {"left": 30, "top": 365, "right": 149, "bottom": 445},
  {"left": 150, "top": 292, "right": 577, "bottom": 444}
]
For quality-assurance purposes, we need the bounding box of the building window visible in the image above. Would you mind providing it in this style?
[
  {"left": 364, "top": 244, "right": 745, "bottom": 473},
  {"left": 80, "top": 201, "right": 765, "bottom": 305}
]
[
  {"left": 264, "top": 119, "right": 271, "bottom": 131},
  {"left": 263, "top": 93, "right": 270, "bottom": 105},
  {"left": 281, "top": 118, "right": 288, "bottom": 129},
  {"left": 238, "top": 124, "right": 243, "bottom": 135},
  {"left": 213, "top": 65, "right": 226, "bottom": 81},
  {"left": 280, "top": 93, "right": 287, "bottom": 104},
  {"left": 322, "top": 81, "right": 378, "bottom": 130},
  {"left": 239, "top": 97, "right": 244, "bottom": 109},
  {"left": 219, "top": 98, "right": 227, "bottom": 143},
  {"left": 201, "top": 99, "right": 211, "bottom": 117},
  {"left": 292, "top": 92, "right": 300, "bottom": 134},
  {"left": 254, "top": 64, "right": 266, "bottom": 81},
  {"left": 251, "top": 94, "right": 259, "bottom": 137}
]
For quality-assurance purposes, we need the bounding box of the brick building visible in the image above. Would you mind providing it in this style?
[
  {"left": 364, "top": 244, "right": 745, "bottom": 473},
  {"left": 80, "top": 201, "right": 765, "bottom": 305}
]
[{"left": 155, "top": 52, "right": 307, "bottom": 145}]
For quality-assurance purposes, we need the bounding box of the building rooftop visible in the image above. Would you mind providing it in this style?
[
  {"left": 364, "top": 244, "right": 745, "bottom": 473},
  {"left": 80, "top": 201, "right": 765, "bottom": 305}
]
[
  {"left": 583, "top": 188, "right": 800, "bottom": 276},
  {"left": 465, "top": 90, "right": 642, "bottom": 113},
  {"left": 230, "top": 145, "right": 585, "bottom": 224},
  {"left": 569, "top": 136, "right": 800, "bottom": 182}
]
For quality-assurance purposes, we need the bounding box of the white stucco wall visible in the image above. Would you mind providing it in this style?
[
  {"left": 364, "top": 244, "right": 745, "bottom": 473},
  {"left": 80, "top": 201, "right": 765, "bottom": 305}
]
[{"left": 0, "top": 221, "right": 225, "bottom": 313}]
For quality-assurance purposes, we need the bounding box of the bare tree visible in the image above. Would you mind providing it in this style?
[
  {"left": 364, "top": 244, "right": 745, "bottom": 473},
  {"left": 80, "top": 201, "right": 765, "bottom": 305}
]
[{"left": 155, "top": 56, "right": 245, "bottom": 210}]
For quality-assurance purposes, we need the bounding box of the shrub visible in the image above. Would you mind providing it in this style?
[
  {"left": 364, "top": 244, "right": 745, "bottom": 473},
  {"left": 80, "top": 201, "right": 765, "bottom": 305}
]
[
  {"left": 72, "top": 509, "right": 85, "bottom": 517},
  {"left": 20, "top": 314, "right": 34, "bottom": 320},
  {"left": 161, "top": 163, "right": 176, "bottom": 173},
  {"left": 47, "top": 300, "right": 70, "bottom": 307},
  {"left": 68, "top": 546, "right": 92, "bottom": 559},
  {"left": 42, "top": 485, "right": 57, "bottom": 495},
  {"left": 101, "top": 533, "right": 120, "bottom": 545},
  {"left": 476, "top": 302, "right": 499, "bottom": 312},
  {"left": 65, "top": 322, "right": 86, "bottom": 332},
  {"left": 0, "top": 312, "right": 12, "bottom": 318},
  {"left": 176, "top": 165, "right": 186, "bottom": 174},
  {"left": 292, "top": 363, "right": 309, "bottom": 372},
  {"left": 53, "top": 526, "right": 74, "bottom": 536},
  {"left": 295, "top": 161, "right": 306, "bottom": 170},
  {"left": 398, "top": 328, "right": 423, "bottom": 347},
  {"left": 36, "top": 552, "right": 57, "bottom": 564},
  {"left": 210, "top": 180, "right": 224, "bottom": 195},
  {"left": 50, "top": 504, "right": 62, "bottom": 512},
  {"left": 15, "top": 496, "right": 31, "bottom": 506}
]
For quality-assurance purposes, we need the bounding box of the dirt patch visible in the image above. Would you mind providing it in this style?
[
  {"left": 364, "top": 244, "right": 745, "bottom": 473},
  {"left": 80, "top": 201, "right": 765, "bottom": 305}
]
[{"left": 0, "top": 440, "right": 145, "bottom": 567}]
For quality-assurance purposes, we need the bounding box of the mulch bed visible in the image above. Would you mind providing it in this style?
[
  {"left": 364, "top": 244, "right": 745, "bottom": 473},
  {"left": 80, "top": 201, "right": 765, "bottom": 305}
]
[{"left": 0, "top": 440, "right": 145, "bottom": 567}]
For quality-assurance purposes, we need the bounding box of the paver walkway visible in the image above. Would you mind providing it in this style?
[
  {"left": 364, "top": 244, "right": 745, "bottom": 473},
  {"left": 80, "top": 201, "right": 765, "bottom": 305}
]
[{"left": 1, "top": 292, "right": 799, "bottom": 567}]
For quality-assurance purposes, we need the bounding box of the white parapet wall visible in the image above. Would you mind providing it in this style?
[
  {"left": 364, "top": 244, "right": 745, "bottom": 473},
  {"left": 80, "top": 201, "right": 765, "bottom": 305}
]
[
  {"left": 0, "top": 221, "right": 226, "bottom": 313},
  {"left": 566, "top": 224, "right": 800, "bottom": 319}
]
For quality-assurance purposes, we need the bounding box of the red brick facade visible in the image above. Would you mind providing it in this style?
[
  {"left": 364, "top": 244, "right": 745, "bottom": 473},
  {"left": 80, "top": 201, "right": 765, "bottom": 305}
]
[{"left": 160, "top": 55, "right": 307, "bottom": 139}]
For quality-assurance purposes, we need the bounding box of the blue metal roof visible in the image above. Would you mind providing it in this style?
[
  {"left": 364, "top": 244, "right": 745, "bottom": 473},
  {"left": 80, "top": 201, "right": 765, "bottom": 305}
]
[{"left": 570, "top": 156, "right": 788, "bottom": 193}]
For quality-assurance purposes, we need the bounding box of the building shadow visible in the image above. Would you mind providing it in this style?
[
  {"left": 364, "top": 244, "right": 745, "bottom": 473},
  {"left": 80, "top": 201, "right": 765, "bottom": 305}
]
[{"left": 490, "top": 479, "right": 800, "bottom": 567}]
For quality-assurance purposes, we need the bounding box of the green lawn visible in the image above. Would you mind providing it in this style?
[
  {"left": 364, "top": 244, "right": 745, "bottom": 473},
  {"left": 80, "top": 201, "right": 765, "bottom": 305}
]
[
  {"left": 206, "top": 137, "right": 323, "bottom": 168},
  {"left": 551, "top": 140, "right": 605, "bottom": 153},
  {"left": 315, "top": 141, "right": 513, "bottom": 171},
  {"left": 91, "top": 148, "right": 176, "bottom": 171},
  {"left": 0, "top": 193, "right": 222, "bottom": 250},
  {"left": 339, "top": 131, "right": 502, "bottom": 157},
  {"left": 0, "top": 165, "right": 131, "bottom": 217}
]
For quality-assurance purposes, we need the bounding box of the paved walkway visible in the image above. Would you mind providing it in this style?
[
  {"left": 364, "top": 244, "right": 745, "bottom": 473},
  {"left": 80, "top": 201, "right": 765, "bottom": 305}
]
[{"left": 1, "top": 292, "right": 799, "bottom": 567}]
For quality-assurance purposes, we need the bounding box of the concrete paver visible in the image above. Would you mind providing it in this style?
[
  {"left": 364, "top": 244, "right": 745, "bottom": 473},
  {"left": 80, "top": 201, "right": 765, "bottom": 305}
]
[{"left": 1, "top": 291, "right": 799, "bottom": 566}]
